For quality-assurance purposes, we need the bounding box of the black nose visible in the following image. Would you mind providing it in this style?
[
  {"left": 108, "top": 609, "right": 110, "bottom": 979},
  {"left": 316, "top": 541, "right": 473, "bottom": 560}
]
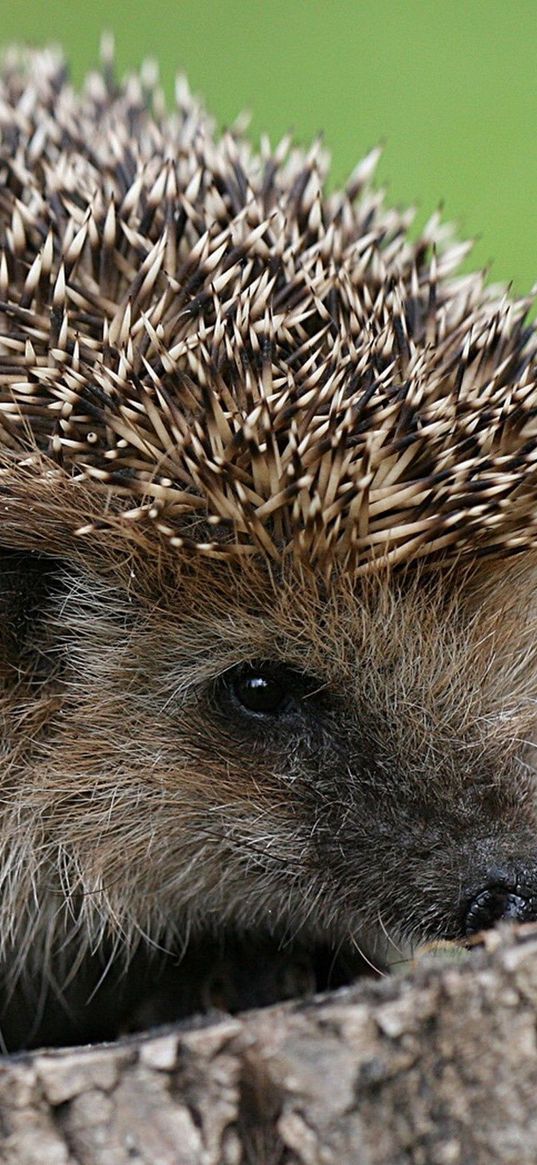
[{"left": 465, "top": 880, "right": 537, "bottom": 936}]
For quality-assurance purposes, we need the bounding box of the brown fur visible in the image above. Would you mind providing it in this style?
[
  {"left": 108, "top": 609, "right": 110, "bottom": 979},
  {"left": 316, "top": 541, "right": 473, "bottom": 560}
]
[{"left": 1, "top": 542, "right": 536, "bottom": 995}]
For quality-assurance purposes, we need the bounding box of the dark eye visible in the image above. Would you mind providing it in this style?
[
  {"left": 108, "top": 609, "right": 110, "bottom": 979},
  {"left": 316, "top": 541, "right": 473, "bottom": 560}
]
[
  {"left": 232, "top": 671, "right": 290, "bottom": 715},
  {"left": 223, "top": 663, "right": 312, "bottom": 719}
]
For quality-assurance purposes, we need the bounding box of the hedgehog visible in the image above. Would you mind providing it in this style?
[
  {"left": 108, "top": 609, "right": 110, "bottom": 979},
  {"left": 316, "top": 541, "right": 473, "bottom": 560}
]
[{"left": 0, "top": 41, "right": 536, "bottom": 1049}]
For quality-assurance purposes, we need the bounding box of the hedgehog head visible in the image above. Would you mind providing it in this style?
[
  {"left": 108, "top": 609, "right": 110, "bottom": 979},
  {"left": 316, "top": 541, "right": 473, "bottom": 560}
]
[{"left": 0, "top": 47, "right": 537, "bottom": 1045}]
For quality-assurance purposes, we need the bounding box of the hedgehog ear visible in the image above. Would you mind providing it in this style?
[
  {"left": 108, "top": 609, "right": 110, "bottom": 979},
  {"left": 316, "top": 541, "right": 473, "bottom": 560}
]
[{"left": 0, "top": 461, "right": 99, "bottom": 562}]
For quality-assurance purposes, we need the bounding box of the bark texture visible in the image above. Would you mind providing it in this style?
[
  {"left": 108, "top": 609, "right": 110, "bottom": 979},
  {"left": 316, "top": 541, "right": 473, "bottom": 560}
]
[{"left": 1, "top": 927, "right": 536, "bottom": 1165}]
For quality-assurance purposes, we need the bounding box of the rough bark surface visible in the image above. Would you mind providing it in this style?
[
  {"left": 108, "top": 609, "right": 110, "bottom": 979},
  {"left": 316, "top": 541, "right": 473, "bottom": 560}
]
[{"left": 1, "top": 927, "right": 536, "bottom": 1165}]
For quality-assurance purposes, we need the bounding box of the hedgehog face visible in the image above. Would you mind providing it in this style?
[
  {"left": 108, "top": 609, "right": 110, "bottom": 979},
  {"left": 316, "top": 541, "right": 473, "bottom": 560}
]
[
  {"left": 14, "top": 552, "right": 533, "bottom": 982},
  {"left": 166, "top": 561, "right": 537, "bottom": 957}
]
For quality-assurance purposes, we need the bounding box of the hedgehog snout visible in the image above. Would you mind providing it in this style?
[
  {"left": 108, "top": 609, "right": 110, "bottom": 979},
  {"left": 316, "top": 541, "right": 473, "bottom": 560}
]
[{"left": 464, "top": 870, "right": 537, "bottom": 936}]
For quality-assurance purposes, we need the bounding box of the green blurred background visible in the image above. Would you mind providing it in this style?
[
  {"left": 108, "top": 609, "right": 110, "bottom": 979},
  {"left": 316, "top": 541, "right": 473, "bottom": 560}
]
[{"left": 0, "top": 0, "right": 536, "bottom": 295}]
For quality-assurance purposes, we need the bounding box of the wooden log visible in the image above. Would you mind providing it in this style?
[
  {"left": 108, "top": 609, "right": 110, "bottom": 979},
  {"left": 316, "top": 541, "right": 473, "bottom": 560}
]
[{"left": 1, "top": 926, "right": 536, "bottom": 1165}]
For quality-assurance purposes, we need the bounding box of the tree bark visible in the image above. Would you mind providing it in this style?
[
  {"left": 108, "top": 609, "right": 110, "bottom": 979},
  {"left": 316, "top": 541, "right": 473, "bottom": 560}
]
[{"left": 1, "top": 927, "right": 536, "bottom": 1165}]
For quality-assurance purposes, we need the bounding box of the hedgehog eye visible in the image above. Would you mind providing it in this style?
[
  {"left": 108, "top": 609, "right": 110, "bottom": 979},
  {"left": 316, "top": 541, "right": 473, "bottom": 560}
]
[{"left": 225, "top": 664, "right": 303, "bottom": 718}]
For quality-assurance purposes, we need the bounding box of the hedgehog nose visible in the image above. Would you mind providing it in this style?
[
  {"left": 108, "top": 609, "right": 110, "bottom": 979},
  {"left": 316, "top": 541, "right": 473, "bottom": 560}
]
[{"left": 464, "top": 875, "right": 537, "bottom": 936}]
